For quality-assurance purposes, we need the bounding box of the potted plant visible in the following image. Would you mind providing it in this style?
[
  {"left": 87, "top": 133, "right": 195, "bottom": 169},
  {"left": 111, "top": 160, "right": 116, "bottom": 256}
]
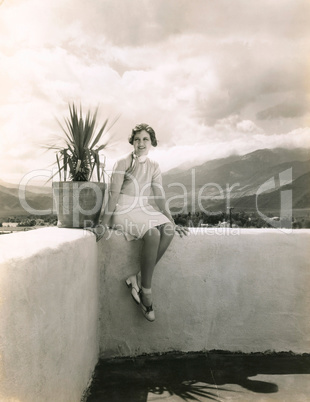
[{"left": 49, "top": 103, "right": 115, "bottom": 229}]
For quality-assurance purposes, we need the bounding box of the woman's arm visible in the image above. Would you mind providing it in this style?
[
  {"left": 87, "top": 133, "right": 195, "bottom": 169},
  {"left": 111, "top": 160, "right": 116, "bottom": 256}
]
[
  {"left": 151, "top": 162, "right": 173, "bottom": 220},
  {"left": 152, "top": 183, "right": 174, "bottom": 223},
  {"left": 88, "top": 159, "right": 126, "bottom": 241},
  {"left": 151, "top": 165, "right": 189, "bottom": 237},
  {"left": 100, "top": 158, "right": 127, "bottom": 227},
  {"left": 101, "top": 191, "right": 120, "bottom": 227},
  {"left": 89, "top": 187, "right": 121, "bottom": 242}
]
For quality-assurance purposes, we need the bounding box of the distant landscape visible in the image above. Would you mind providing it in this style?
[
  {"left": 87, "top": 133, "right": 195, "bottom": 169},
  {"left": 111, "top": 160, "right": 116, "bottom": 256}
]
[
  {"left": 162, "top": 147, "right": 310, "bottom": 213},
  {"left": 1, "top": 147, "right": 310, "bottom": 230}
]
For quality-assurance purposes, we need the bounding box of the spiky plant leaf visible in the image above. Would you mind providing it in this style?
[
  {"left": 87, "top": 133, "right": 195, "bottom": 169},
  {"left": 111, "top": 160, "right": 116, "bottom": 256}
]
[
  {"left": 48, "top": 102, "right": 116, "bottom": 182},
  {"left": 56, "top": 153, "right": 62, "bottom": 181},
  {"left": 63, "top": 149, "right": 68, "bottom": 181},
  {"left": 90, "top": 118, "right": 108, "bottom": 149}
]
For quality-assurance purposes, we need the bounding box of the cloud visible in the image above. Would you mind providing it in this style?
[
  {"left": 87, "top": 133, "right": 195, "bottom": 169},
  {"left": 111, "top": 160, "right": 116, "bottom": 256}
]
[
  {"left": 53, "top": 0, "right": 310, "bottom": 46},
  {"left": 213, "top": 115, "right": 264, "bottom": 134},
  {"left": 256, "top": 97, "right": 309, "bottom": 119},
  {"left": 194, "top": 37, "right": 309, "bottom": 124},
  {"left": 0, "top": 0, "right": 310, "bottom": 183},
  {"left": 152, "top": 126, "right": 310, "bottom": 172},
  {"left": 3, "top": 0, "right": 308, "bottom": 49}
]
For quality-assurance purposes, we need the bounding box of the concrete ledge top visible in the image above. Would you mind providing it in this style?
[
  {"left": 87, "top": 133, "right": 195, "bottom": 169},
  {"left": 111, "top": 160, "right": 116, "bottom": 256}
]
[
  {"left": 1, "top": 227, "right": 309, "bottom": 264},
  {"left": 0, "top": 227, "right": 94, "bottom": 263},
  {"left": 184, "top": 228, "right": 310, "bottom": 235}
]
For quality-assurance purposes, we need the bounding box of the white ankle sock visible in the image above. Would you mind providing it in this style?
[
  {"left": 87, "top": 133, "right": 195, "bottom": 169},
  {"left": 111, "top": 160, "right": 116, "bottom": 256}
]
[
  {"left": 141, "top": 286, "right": 152, "bottom": 306},
  {"left": 142, "top": 286, "right": 152, "bottom": 294}
]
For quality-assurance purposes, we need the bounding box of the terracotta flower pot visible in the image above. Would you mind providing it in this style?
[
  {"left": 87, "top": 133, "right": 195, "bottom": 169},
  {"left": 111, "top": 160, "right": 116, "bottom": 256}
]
[{"left": 52, "top": 181, "right": 106, "bottom": 228}]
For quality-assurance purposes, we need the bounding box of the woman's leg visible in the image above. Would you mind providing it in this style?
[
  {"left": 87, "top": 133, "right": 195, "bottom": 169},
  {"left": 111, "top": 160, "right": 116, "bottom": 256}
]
[
  {"left": 135, "top": 224, "right": 174, "bottom": 321},
  {"left": 156, "top": 222, "right": 175, "bottom": 263},
  {"left": 138, "top": 223, "right": 174, "bottom": 289},
  {"left": 140, "top": 227, "right": 161, "bottom": 290}
]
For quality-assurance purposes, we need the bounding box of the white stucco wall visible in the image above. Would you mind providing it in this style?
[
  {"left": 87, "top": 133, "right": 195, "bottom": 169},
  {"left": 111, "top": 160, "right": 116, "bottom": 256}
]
[
  {"left": 0, "top": 228, "right": 99, "bottom": 402},
  {"left": 1, "top": 227, "right": 309, "bottom": 400},
  {"left": 98, "top": 228, "right": 310, "bottom": 358}
]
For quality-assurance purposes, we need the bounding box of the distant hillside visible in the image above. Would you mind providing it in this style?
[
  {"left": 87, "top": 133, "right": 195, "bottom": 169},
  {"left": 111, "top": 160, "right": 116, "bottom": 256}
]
[
  {"left": 163, "top": 147, "right": 310, "bottom": 187},
  {"left": 0, "top": 184, "right": 53, "bottom": 217},
  {"left": 163, "top": 147, "right": 310, "bottom": 212},
  {"left": 165, "top": 153, "right": 241, "bottom": 176},
  {"left": 203, "top": 171, "right": 310, "bottom": 213},
  {"left": 0, "top": 179, "right": 52, "bottom": 194},
  {"left": 1, "top": 147, "right": 310, "bottom": 216}
]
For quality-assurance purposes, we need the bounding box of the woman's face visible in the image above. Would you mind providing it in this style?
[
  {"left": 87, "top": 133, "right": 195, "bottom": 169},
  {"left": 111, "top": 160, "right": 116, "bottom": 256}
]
[{"left": 133, "top": 130, "right": 152, "bottom": 156}]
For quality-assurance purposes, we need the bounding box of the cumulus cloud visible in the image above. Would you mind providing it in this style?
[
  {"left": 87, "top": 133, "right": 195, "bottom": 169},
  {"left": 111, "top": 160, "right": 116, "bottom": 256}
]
[
  {"left": 153, "top": 126, "right": 310, "bottom": 172},
  {"left": 256, "top": 97, "right": 309, "bottom": 120},
  {"left": 0, "top": 0, "right": 309, "bottom": 182},
  {"left": 46, "top": 0, "right": 310, "bottom": 46}
]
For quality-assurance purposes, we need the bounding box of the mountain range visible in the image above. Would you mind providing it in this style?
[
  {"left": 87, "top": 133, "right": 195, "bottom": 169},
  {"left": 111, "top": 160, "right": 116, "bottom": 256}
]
[
  {"left": 0, "top": 147, "right": 309, "bottom": 217},
  {"left": 162, "top": 147, "right": 310, "bottom": 213},
  {"left": 0, "top": 183, "right": 53, "bottom": 217}
]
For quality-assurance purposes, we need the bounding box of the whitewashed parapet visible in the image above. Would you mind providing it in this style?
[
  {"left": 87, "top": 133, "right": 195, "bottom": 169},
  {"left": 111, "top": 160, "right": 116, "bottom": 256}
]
[
  {"left": 0, "top": 228, "right": 99, "bottom": 402},
  {"left": 98, "top": 228, "right": 310, "bottom": 358},
  {"left": 1, "top": 227, "right": 310, "bottom": 401}
]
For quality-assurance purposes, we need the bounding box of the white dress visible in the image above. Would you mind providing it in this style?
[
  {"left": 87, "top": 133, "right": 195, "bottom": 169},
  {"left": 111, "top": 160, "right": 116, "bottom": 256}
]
[{"left": 110, "top": 152, "right": 171, "bottom": 241}]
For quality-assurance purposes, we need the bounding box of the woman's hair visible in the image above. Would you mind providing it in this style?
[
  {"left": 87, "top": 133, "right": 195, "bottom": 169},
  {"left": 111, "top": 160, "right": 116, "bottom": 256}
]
[{"left": 128, "top": 123, "right": 157, "bottom": 147}]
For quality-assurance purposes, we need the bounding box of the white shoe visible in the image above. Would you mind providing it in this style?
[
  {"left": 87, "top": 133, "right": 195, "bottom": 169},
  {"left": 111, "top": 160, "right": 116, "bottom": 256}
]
[{"left": 125, "top": 275, "right": 141, "bottom": 304}]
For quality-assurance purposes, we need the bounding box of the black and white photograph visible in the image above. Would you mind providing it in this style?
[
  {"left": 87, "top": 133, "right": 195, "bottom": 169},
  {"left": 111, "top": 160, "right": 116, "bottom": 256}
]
[{"left": 0, "top": 0, "right": 309, "bottom": 401}]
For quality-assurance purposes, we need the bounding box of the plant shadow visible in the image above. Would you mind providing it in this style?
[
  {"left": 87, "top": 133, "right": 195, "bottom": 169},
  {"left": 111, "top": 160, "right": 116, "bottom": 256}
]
[{"left": 86, "top": 352, "right": 310, "bottom": 401}]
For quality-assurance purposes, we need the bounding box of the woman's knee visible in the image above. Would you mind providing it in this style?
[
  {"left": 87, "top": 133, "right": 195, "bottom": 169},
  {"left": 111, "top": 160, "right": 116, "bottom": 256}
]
[
  {"left": 143, "top": 227, "right": 161, "bottom": 243},
  {"left": 162, "top": 222, "right": 175, "bottom": 238}
]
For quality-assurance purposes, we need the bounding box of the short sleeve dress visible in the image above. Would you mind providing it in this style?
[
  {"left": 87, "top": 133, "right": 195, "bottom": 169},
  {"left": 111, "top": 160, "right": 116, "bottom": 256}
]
[{"left": 110, "top": 152, "right": 171, "bottom": 241}]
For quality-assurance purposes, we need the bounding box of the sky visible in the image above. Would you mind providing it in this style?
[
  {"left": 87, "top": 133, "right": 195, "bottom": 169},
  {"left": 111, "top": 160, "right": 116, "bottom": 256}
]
[{"left": 0, "top": 0, "right": 310, "bottom": 184}]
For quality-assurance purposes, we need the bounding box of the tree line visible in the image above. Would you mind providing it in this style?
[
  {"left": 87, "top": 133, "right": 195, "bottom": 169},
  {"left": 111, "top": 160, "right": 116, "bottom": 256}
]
[{"left": 173, "top": 211, "right": 310, "bottom": 229}]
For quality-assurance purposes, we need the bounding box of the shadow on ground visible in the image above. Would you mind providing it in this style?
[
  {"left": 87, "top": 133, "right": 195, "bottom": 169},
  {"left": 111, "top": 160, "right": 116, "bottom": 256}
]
[{"left": 85, "top": 352, "right": 310, "bottom": 401}]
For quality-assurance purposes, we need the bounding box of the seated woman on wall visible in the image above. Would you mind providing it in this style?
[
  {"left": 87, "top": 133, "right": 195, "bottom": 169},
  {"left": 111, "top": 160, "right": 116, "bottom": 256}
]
[{"left": 99, "top": 123, "right": 188, "bottom": 322}]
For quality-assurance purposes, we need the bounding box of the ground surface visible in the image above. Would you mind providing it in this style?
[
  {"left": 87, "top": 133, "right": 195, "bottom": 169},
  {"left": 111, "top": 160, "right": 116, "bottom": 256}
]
[{"left": 85, "top": 352, "right": 310, "bottom": 402}]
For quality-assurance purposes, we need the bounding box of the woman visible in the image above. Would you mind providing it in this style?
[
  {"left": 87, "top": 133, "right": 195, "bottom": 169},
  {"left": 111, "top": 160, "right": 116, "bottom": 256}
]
[{"left": 100, "top": 123, "right": 188, "bottom": 322}]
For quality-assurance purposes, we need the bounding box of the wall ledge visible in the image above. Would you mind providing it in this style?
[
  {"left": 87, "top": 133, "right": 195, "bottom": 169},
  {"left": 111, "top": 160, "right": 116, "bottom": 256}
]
[
  {"left": 98, "top": 228, "right": 310, "bottom": 357},
  {"left": 1, "top": 227, "right": 310, "bottom": 399},
  {"left": 0, "top": 227, "right": 99, "bottom": 402}
]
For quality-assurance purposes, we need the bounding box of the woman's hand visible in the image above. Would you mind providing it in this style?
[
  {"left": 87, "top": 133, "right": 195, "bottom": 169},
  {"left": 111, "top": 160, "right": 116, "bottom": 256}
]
[
  {"left": 174, "top": 224, "right": 190, "bottom": 238},
  {"left": 85, "top": 224, "right": 108, "bottom": 242}
]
